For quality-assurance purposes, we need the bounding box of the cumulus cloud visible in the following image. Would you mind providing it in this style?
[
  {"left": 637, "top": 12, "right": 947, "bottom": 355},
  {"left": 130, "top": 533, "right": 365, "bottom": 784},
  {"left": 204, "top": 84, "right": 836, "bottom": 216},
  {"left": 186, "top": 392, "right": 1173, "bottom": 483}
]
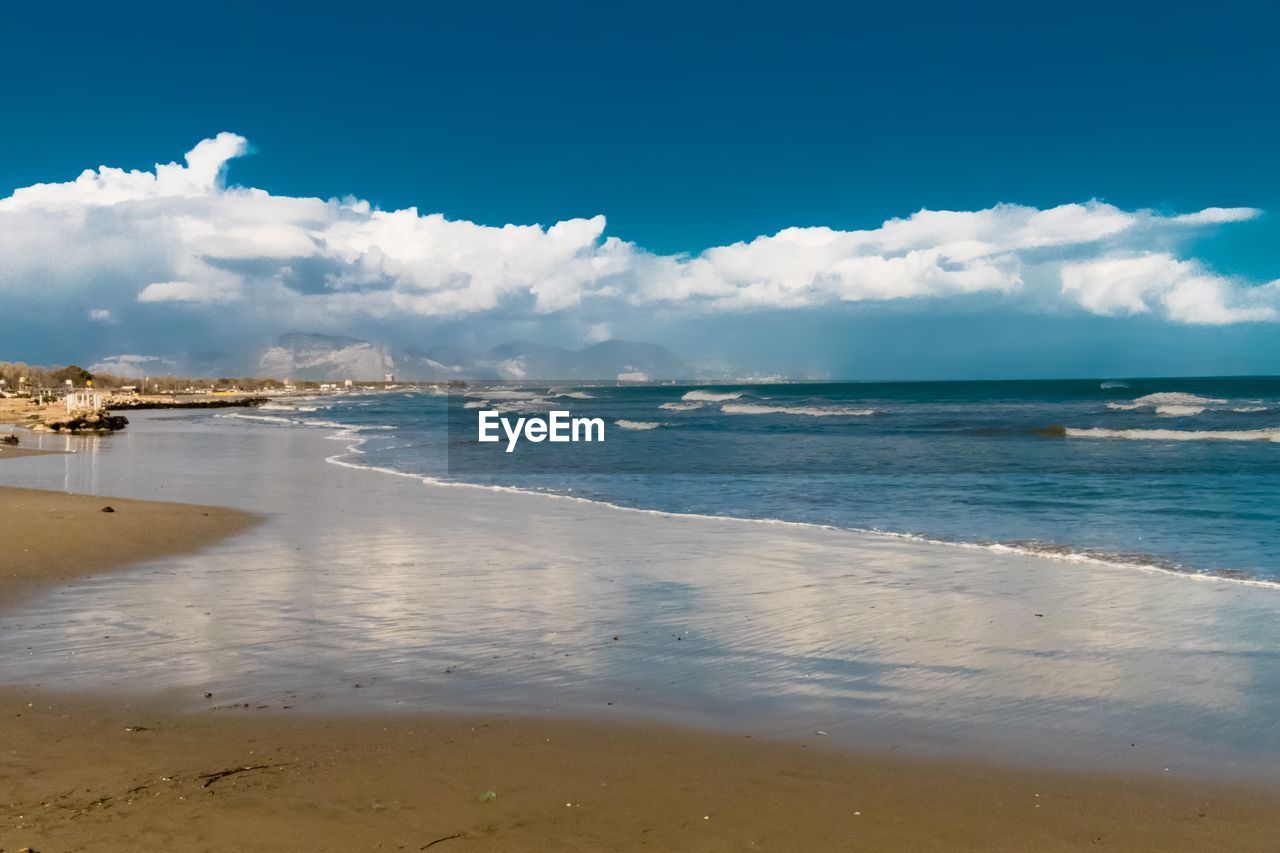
[
  {"left": 1061, "top": 255, "right": 1278, "bottom": 324},
  {"left": 0, "top": 132, "right": 1275, "bottom": 340},
  {"left": 87, "top": 354, "right": 175, "bottom": 378}
]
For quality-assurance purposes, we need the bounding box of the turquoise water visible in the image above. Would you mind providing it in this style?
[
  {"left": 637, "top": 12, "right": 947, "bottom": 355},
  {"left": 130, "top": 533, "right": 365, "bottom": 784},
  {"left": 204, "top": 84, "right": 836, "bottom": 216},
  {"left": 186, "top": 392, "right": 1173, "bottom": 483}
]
[{"left": 234, "top": 377, "right": 1280, "bottom": 582}]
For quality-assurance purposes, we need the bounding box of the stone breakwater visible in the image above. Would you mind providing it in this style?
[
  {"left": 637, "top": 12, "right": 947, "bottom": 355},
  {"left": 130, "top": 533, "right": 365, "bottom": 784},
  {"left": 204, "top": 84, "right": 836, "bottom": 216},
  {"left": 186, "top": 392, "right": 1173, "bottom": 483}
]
[
  {"left": 35, "top": 408, "right": 130, "bottom": 434},
  {"left": 107, "top": 396, "right": 268, "bottom": 410}
]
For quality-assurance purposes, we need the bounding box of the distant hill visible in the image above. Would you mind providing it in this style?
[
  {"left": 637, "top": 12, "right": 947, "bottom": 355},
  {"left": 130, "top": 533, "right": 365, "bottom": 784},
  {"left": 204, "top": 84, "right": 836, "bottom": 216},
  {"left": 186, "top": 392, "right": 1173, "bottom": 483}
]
[
  {"left": 257, "top": 334, "right": 692, "bottom": 381},
  {"left": 259, "top": 334, "right": 397, "bottom": 381}
]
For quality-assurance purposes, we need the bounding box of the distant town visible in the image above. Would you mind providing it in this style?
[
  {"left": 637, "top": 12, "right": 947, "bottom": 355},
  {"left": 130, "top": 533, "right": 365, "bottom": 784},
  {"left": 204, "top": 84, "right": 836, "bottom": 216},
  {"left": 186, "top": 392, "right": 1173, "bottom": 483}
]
[{"left": 0, "top": 360, "right": 438, "bottom": 436}]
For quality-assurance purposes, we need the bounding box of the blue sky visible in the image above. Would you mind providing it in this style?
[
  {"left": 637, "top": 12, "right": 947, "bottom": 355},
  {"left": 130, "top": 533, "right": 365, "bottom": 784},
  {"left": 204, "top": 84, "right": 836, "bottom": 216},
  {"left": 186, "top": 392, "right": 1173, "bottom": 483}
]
[{"left": 1, "top": 0, "right": 1277, "bottom": 378}]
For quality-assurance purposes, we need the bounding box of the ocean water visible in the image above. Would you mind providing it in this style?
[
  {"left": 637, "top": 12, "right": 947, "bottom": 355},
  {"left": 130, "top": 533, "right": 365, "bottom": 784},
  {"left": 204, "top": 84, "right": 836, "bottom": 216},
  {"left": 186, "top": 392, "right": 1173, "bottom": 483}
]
[
  {"left": 231, "top": 376, "right": 1280, "bottom": 582},
  {"left": 5, "top": 405, "right": 1280, "bottom": 777}
]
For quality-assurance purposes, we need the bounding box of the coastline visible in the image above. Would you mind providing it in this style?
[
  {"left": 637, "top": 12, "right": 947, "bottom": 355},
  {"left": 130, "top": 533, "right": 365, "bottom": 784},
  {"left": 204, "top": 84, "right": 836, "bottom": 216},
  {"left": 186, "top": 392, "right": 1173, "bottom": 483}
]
[{"left": 1, "top": 421, "right": 1279, "bottom": 849}]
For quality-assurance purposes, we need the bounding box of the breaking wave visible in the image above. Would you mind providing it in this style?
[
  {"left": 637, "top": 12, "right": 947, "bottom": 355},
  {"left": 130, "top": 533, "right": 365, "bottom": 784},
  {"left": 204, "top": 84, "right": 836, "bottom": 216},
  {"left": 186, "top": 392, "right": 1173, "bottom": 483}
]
[
  {"left": 721, "top": 403, "right": 877, "bottom": 417},
  {"left": 681, "top": 390, "right": 744, "bottom": 401},
  {"left": 614, "top": 419, "right": 662, "bottom": 430},
  {"left": 1107, "top": 392, "right": 1239, "bottom": 417},
  {"left": 659, "top": 401, "right": 706, "bottom": 411},
  {"left": 1062, "top": 427, "right": 1280, "bottom": 442}
]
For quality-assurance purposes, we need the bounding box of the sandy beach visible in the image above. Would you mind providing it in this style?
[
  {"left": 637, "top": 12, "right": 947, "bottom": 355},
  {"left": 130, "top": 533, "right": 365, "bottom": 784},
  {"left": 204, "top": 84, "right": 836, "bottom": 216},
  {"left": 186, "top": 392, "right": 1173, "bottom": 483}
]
[
  {"left": 6, "top": 688, "right": 1279, "bottom": 852},
  {"left": 1, "top": 419, "right": 1279, "bottom": 851}
]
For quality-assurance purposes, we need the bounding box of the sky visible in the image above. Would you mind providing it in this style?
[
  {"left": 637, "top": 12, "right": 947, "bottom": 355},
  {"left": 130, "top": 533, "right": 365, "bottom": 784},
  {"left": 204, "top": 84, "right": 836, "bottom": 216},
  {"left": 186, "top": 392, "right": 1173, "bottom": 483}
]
[{"left": 1, "top": 0, "right": 1278, "bottom": 379}]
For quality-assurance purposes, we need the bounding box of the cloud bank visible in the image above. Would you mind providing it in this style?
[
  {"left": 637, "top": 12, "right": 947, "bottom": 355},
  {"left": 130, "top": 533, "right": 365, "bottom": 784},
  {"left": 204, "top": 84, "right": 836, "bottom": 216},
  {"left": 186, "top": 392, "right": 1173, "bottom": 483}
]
[{"left": 0, "top": 133, "right": 1275, "bottom": 348}]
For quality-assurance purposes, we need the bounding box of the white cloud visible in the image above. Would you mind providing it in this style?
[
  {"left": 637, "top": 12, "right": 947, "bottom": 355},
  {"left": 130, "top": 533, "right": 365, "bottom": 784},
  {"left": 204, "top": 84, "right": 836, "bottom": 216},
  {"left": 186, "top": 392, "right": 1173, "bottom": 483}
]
[
  {"left": 88, "top": 354, "right": 174, "bottom": 378},
  {"left": 0, "top": 133, "right": 1274, "bottom": 333},
  {"left": 88, "top": 308, "right": 113, "bottom": 322},
  {"left": 1, "top": 132, "right": 248, "bottom": 211},
  {"left": 584, "top": 322, "right": 613, "bottom": 343},
  {"left": 1170, "top": 207, "right": 1261, "bottom": 225},
  {"left": 138, "top": 279, "right": 243, "bottom": 304},
  {"left": 1060, "top": 254, "right": 1277, "bottom": 324}
]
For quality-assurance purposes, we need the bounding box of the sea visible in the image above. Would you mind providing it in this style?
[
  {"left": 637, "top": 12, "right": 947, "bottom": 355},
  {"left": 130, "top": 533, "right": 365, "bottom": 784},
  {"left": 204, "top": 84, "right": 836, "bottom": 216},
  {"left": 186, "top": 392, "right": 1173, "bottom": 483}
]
[{"left": 225, "top": 376, "right": 1280, "bottom": 584}]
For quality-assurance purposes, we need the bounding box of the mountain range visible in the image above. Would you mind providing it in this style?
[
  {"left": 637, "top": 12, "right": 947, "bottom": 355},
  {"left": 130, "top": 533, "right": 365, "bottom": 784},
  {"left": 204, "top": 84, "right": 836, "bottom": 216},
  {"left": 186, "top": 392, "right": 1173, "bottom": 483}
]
[{"left": 257, "top": 334, "right": 694, "bottom": 382}]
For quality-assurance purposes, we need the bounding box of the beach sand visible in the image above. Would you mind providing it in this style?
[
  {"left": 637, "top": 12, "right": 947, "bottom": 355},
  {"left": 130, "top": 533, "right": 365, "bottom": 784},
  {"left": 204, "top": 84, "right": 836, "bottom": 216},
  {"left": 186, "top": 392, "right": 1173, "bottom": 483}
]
[
  {"left": 6, "top": 688, "right": 1280, "bottom": 853},
  {"left": 0, "top": 446, "right": 58, "bottom": 462},
  {"left": 0, "top": 483, "right": 255, "bottom": 604},
  {"left": 2, "top": 457, "right": 1280, "bottom": 850}
]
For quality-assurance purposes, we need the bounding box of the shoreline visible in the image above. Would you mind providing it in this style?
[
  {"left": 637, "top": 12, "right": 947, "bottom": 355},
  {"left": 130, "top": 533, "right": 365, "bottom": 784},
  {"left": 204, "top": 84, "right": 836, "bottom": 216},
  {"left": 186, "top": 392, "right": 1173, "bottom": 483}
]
[
  {"left": 2, "top": 429, "right": 1280, "bottom": 849},
  {"left": 278, "top": 397, "right": 1280, "bottom": 589},
  {"left": 326, "top": 443, "right": 1280, "bottom": 590}
]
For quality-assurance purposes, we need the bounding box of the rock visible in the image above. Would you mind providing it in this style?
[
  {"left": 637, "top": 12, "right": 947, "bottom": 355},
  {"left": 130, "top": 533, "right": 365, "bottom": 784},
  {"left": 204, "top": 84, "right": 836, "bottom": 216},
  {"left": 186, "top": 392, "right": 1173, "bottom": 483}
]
[
  {"left": 46, "top": 409, "right": 129, "bottom": 434},
  {"left": 102, "top": 506, "right": 115, "bottom": 513}
]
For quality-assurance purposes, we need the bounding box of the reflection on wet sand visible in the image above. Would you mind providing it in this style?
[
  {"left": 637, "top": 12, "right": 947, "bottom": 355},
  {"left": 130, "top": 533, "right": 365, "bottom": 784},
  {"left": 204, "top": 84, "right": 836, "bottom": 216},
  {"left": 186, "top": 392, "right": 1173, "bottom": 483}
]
[{"left": 0, "top": 412, "right": 1278, "bottom": 779}]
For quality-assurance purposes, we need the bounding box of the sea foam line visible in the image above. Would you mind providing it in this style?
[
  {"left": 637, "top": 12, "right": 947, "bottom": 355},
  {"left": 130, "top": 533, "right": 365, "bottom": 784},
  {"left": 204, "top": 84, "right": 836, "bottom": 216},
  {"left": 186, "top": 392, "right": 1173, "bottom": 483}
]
[
  {"left": 721, "top": 402, "right": 877, "bottom": 417},
  {"left": 681, "top": 389, "right": 744, "bottom": 401},
  {"left": 1065, "top": 427, "right": 1280, "bottom": 442},
  {"left": 313, "top": 427, "right": 1279, "bottom": 591}
]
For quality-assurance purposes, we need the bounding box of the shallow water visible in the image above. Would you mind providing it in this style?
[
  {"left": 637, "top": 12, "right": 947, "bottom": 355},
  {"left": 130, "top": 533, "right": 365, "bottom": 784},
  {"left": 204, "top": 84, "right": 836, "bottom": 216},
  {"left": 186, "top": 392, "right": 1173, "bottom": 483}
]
[
  {"left": 1, "top": 412, "right": 1280, "bottom": 780},
  {"left": 238, "top": 377, "right": 1280, "bottom": 581}
]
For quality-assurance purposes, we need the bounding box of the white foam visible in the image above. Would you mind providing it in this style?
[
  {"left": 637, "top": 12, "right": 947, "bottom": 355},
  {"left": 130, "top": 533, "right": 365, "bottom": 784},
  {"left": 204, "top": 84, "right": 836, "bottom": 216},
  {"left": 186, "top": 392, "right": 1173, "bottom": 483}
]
[
  {"left": 214, "top": 413, "right": 295, "bottom": 425},
  {"left": 261, "top": 403, "right": 325, "bottom": 412},
  {"left": 1131, "top": 392, "right": 1227, "bottom": 407},
  {"left": 1099, "top": 381, "right": 1130, "bottom": 389},
  {"left": 659, "top": 402, "right": 706, "bottom": 411},
  {"left": 1065, "top": 427, "right": 1280, "bottom": 442},
  {"left": 681, "top": 389, "right": 744, "bottom": 401},
  {"left": 721, "top": 403, "right": 876, "bottom": 417},
  {"left": 1109, "top": 392, "right": 1229, "bottom": 415},
  {"left": 614, "top": 419, "right": 661, "bottom": 430},
  {"left": 215, "top": 412, "right": 395, "bottom": 435}
]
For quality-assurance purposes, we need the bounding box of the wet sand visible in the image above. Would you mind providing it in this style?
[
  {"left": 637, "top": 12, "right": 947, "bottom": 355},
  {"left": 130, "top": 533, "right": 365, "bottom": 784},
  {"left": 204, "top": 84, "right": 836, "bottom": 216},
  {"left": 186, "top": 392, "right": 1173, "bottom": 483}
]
[
  {"left": 3, "top": 440, "right": 1280, "bottom": 850},
  {"left": 0, "top": 445, "right": 56, "bottom": 461},
  {"left": 0, "top": 483, "right": 255, "bottom": 604}
]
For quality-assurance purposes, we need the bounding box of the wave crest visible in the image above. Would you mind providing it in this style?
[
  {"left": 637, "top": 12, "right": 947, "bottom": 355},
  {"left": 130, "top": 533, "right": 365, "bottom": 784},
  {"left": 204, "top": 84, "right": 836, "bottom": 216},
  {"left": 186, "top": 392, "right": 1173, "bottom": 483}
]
[
  {"left": 721, "top": 403, "right": 877, "bottom": 417},
  {"left": 1063, "top": 427, "right": 1280, "bottom": 442},
  {"left": 681, "top": 389, "right": 744, "bottom": 401}
]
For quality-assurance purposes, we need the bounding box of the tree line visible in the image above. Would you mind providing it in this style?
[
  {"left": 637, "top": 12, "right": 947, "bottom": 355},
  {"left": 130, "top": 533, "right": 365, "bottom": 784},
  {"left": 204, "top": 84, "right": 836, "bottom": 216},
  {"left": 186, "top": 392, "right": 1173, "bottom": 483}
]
[{"left": 0, "top": 362, "right": 293, "bottom": 393}]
